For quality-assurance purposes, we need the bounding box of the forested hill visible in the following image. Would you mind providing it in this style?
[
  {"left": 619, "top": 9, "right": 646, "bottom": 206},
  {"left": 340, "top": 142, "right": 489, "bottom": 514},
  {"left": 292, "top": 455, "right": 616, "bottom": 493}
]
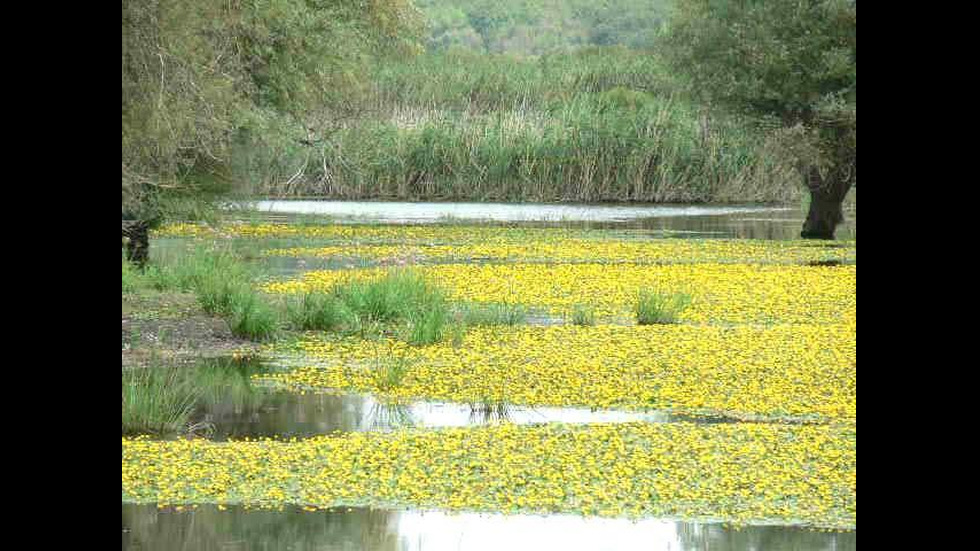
[{"left": 416, "top": 0, "right": 672, "bottom": 54}]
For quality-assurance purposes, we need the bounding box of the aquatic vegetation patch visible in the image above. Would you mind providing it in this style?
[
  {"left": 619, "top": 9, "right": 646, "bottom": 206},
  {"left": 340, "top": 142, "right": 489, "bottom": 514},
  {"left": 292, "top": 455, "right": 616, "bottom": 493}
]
[
  {"left": 264, "top": 263, "right": 856, "bottom": 325},
  {"left": 155, "top": 223, "right": 855, "bottom": 265},
  {"left": 261, "top": 324, "right": 856, "bottom": 421},
  {"left": 153, "top": 222, "right": 575, "bottom": 244},
  {"left": 122, "top": 422, "right": 855, "bottom": 528},
  {"left": 266, "top": 239, "right": 856, "bottom": 266}
]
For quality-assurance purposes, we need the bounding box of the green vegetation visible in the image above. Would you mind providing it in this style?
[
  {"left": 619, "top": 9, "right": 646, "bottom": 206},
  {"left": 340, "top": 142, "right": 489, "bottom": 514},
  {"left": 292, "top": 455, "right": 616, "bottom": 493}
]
[
  {"left": 457, "top": 302, "right": 528, "bottom": 327},
  {"left": 634, "top": 290, "right": 691, "bottom": 325},
  {"left": 662, "top": 0, "right": 856, "bottom": 238},
  {"left": 284, "top": 292, "right": 348, "bottom": 331},
  {"left": 229, "top": 292, "right": 279, "bottom": 341},
  {"left": 256, "top": 48, "right": 799, "bottom": 203},
  {"left": 373, "top": 349, "right": 414, "bottom": 392},
  {"left": 122, "top": 365, "right": 200, "bottom": 435},
  {"left": 417, "top": 0, "right": 672, "bottom": 54},
  {"left": 122, "top": 0, "right": 424, "bottom": 263},
  {"left": 568, "top": 304, "right": 596, "bottom": 326},
  {"left": 122, "top": 356, "right": 268, "bottom": 436}
]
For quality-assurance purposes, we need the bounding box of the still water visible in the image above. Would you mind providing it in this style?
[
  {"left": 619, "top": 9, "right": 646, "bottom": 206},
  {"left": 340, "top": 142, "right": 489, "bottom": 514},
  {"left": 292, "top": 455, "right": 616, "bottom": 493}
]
[
  {"left": 122, "top": 504, "right": 855, "bottom": 551},
  {"left": 242, "top": 201, "right": 855, "bottom": 240},
  {"left": 195, "top": 387, "right": 715, "bottom": 441},
  {"left": 249, "top": 201, "right": 794, "bottom": 223}
]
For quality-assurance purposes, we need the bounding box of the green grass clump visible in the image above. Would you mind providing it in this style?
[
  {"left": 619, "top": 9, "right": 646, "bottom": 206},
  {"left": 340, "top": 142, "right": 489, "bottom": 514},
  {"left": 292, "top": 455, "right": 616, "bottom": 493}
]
[
  {"left": 333, "top": 271, "right": 452, "bottom": 345},
  {"left": 229, "top": 292, "right": 279, "bottom": 341},
  {"left": 285, "top": 291, "right": 348, "bottom": 331},
  {"left": 634, "top": 290, "right": 691, "bottom": 325},
  {"left": 122, "top": 356, "right": 269, "bottom": 436},
  {"left": 196, "top": 278, "right": 251, "bottom": 317},
  {"left": 145, "top": 246, "right": 249, "bottom": 293},
  {"left": 373, "top": 351, "right": 413, "bottom": 391},
  {"left": 457, "top": 302, "right": 527, "bottom": 326},
  {"left": 122, "top": 366, "right": 200, "bottom": 435},
  {"left": 568, "top": 304, "right": 596, "bottom": 326},
  {"left": 403, "top": 306, "right": 450, "bottom": 346}
]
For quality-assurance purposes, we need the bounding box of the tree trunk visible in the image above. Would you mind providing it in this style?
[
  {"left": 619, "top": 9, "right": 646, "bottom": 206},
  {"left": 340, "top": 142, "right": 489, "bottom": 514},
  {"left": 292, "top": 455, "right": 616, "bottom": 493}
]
[
  {"left": 800, "top": 166, "right": 852, "bottom": 240},
  {"left": 122, "top": 220, "right": 149, "bottom": 268}
]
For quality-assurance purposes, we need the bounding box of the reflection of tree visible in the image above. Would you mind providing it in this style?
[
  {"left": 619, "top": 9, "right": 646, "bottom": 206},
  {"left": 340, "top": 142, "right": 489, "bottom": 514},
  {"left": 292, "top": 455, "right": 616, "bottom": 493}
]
[
  {"left": 674, "top": 522, "right": 856, "bottom": 551},
  {"left": 123, "top": 504, "right": 401, "bottom": 551}
]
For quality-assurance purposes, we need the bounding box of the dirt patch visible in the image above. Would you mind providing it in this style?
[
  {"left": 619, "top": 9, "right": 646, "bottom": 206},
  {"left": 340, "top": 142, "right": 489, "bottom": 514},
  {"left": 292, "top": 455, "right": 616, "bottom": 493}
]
[{"left": 122, "top": 291, "right": 260, "bottom": 368}]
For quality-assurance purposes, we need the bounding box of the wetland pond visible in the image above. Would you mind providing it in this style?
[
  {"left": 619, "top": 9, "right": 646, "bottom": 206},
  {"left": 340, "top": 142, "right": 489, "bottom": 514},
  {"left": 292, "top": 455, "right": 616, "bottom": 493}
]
[
  {"left": 246, "top": 200, "right": 855, "bottom": 240},
  {"left": 127, "top": 201, "right": 856, "bottom": 549}
]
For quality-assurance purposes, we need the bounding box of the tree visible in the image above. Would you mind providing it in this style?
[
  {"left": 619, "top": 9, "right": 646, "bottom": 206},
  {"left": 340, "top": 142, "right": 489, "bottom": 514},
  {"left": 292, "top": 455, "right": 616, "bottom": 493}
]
[
  {"left": 662, "top": 0, "right": 855, "bottom": 239},
  {"left": 122, "top": 0, "right": 423, "bottom": 265}
]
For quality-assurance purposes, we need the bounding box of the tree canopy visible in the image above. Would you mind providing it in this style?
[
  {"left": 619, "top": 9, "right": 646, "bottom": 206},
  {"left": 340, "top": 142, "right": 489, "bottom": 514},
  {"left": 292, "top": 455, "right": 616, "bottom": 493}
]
[
  {"left": 662, "top": 0, "right": 855, "bottom": 238},
  {"left": 122, "top": 0, "right": 424, "bottom": 225}
]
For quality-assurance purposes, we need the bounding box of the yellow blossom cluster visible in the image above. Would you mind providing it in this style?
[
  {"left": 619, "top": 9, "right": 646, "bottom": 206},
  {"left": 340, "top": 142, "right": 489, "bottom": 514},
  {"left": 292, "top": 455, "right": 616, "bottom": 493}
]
[
  {"left": 263, "top": 263, "right": 856, "bottom": 324},
  {"left": 261, "top": 324, "right": 855, "bottom": 421},
  {"left": 122, "top": 422, "right": 855, "bottom": 528},
  {"left": 265, "top": 239, "right": 855, "bottom": 265},
  {"left": 153, "top": 222, "right": 571, "bottom": 243}
]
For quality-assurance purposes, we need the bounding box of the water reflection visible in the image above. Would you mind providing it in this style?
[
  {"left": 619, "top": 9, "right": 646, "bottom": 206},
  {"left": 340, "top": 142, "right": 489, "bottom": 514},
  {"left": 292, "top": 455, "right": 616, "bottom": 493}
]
[
  {"left": 249, "top": 201, "right": 794, "bottom": 223},
  {"left": 122, "top": 504, "right": 856, "bottom": 551},
  {"left": 245, "top": 201, "right": 854, "bottom": 240},
  {"left": 200, "top": 390, "right": 685, "bottom": 440}
]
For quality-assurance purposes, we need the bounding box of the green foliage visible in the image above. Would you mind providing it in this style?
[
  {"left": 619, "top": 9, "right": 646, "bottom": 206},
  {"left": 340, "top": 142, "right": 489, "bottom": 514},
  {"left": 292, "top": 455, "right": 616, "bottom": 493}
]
[
  {"left": 285, "top": 291, "right": 348, "bottom": 331},
  {"left": 122, "top": 256, "right": 143, "bottom": 293},
  {"left": 634, "top": 290, "right": 691, "bottom": 325},
  {"left": 259, "top": 48, "right": 800, "bottom": 202},
  {"left": 458, "top": 303, "right": 528, "bottom": 326},
  {"left": 417, "top": 0, "right": 671, "bottom": 54},
  {"left": 122, "top": 366, "right": 200, "bottom": 435},
  {"left": 122, "top": 0, "right": 424, "bottom": 224},
  {"left": 122, "top": 356, "right": 268, "bottom": 436},
  {"left": 662, "top": 0, "right": 855, "bottom": 123},
  {"left": 661, "top": 0, "right": 856, "bottom": 192},
  {"left": 568, "top": 304, "right": 596, "bottom": 326},
  {"left": 373, "top": 348, "right": 414, "bottom": 391},
  {"left": 229, "top": 293, "right": 279, "bottom": 341},
  {"left": 334, "top": 271, "right": 447, "bottom": 325},
  {"left": 146, "top": 246, "right": 249, "bottom": 293},
  {"left": 403, "top": 306, "right": 450, "bottom": 346}
]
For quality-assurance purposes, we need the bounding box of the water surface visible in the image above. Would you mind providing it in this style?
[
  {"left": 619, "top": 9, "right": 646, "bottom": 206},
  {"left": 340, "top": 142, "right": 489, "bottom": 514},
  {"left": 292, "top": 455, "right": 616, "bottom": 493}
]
[
  {"left": 250, "top": 200, "right": 794, "bottom": 223},
  {"left": 122, "top": 504, "right": 855, "bottom": 551},
  {"left": 241, "top": 201, "right": 855, "bottom": 240},
  {"left": 196, "top": 389, "right": 698, "bottom": 440}
]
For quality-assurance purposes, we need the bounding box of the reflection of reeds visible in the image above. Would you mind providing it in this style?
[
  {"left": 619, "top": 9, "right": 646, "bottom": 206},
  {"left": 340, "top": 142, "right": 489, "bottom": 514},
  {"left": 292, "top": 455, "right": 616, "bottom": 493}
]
[
  {"left": 122, "top": 355, "right": 269, "bottom": 436},
  {"left": 468, "top": 401, "right": 512, "bottom": 424},
  {"left": 367, "top": 401, "right": 416, "bottom": 430},
  {"left": 122, "top": 365, "right": 200, "bottom": 435}
]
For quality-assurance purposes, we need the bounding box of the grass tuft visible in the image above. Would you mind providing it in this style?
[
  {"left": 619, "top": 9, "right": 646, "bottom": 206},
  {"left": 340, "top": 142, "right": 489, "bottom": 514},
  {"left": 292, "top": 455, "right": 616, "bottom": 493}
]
[
  {"left": 568, "top": 304, "right": 596, "bottom": 326},
  {"left": 285, "top": 291, "right": 348, "bottom": 331},
  {"left": 634, "top": 290, "right": 692, "bottom": 325},
  {"left": 457, "top": 302, "right": 527, "bottom": 326},
  {"left": 122, "top": 366, "right": 200, "bottom": 435}
]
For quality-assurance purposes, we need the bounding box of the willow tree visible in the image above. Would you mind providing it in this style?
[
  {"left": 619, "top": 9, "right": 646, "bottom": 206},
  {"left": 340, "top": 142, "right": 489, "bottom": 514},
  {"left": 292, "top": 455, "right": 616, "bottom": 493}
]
[
  {"left": 122, "top": 0, "right": 423, "bottom": 265},
  {"left": 662, "top": 0, "right": 855, "bottom": 239}
]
